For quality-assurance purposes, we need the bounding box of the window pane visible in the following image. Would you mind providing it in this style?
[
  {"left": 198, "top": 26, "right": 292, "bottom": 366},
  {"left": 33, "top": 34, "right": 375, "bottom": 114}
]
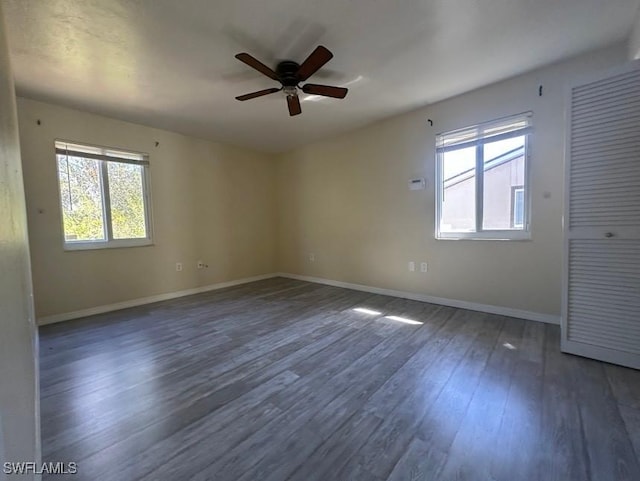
[
  {"left": 482, "top": 136, "right": 526, "bottom": 230},
  {"left": 441, "top": 146, "right": 476, "bottom": 232},
  {"left": 513, "top": 188, "right": 525, "bottom": 227},
  {"left": 107, "top": 162, "right": 148, "bottom": 239},
  {"left": 57, "top": 155, "right": 106, "bottom": 242}
]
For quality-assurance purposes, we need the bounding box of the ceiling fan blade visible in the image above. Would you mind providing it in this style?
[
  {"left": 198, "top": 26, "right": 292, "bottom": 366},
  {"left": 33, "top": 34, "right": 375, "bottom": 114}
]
[
  {"left": 287, "top": 94, "right": 302, "bottom": 116},
  {"left": 235, "top": 53, "right": 279, "bottom": 81},
  {"left": 302, "top": 83, "right": 348, "bottom": 99},
  {"left": 296, "top": 46, "right": 333, "bottom": 81},
  {"left": 235, "top": 88, "right": 281, "bottom": 101}
]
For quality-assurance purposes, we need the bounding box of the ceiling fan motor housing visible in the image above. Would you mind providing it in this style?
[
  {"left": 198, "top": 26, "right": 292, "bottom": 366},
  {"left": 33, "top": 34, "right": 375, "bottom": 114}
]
[{"left": 276, "top": 61, "right": 301, "bottom": 87}]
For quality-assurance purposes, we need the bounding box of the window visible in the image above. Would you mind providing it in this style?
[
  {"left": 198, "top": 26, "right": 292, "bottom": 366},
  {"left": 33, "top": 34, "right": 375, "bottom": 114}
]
[
  {"left": 55, "top": 141, "right": 152, "bottom": 250},
  {"left": 436, "top": 113, "right": 531, "bottom": 240}
]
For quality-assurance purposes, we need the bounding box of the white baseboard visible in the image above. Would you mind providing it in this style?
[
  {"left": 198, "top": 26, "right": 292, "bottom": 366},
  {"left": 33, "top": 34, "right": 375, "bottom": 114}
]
[
  {"left": 37, "top": 273, "right": 279, "bottom": 326},
  {"left": 38, "top": 271, "right": 560, "bottom": 327},
  {"left": 276, "top": 272, "right": 560, "bottom": 325}
]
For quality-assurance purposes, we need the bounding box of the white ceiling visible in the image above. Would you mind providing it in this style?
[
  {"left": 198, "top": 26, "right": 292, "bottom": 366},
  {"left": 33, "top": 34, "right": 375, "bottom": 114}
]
[{"left": 3, "top": 0, "right": 639, "bottom": 152}]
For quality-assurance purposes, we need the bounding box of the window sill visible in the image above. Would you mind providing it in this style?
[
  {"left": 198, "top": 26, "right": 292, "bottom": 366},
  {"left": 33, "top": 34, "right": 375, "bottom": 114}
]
[
  {"left": 63, "top": 239, "right": 153, "bottom": 251},
  {"left": 436, "top": 231, "right": 531, "bottom": 241}
]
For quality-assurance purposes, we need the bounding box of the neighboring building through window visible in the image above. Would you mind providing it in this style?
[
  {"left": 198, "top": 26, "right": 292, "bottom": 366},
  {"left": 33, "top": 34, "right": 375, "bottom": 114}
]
[
  {"left": 436, "top": 113, "right": 531, "bottom": 240},
  {"left": 55, "top": 141, "right": 152, "bottom": 250}
]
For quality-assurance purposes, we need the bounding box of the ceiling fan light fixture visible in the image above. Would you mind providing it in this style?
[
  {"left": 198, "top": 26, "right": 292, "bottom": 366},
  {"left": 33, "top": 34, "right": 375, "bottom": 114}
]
[{"left": 282, "top": 86, "right": 297, "bottom": 97}]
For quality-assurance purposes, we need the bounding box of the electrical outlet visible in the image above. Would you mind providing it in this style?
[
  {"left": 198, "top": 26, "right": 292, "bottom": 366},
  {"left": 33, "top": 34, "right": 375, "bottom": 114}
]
[
  {"left": 176, "top": 262, "right": 183, "bottom": 272},
  {"left": 408, "top": 261, "right": 415, "bottom": 272},
  {"left": 309, "top": 253, "right": 315, "bottom": 262},
  {"left": 197, "top": 260, "right": 204, "bottom": 269},
  {"left": 420, "top": 262, "right": 428, "bottom": 273}
]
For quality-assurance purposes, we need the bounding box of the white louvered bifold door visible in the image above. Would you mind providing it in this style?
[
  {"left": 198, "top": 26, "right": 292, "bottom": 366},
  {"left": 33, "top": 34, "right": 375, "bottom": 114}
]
[{"left": 563, "top": 60, "right": 640, "bottom": 369}]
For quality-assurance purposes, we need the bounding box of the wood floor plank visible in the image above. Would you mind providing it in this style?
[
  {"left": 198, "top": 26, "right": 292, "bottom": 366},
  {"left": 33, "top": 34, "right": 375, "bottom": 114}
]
[
  {"left": 605, "top": 364, "right": 640, "bottom": 410},
  {"left": 489, "top": 320, "right": 546, "bottom": 481},
  {"left": 38, "top": 278, "right": 640, "bottom": 481},
  {"left": 186, "top": 322, "right": 415, "bottom": 480},
  {"left": 334, "top": 309, "right": 480, "bottom": 480},
  {"left": 75, "top": 371, "right": 298, "bottom": 481},
  {"left": 539, "top": 325, "right": 591, "bottom": 481},
  {"left": 341, "top": 312, "right": 502, "bottom": 480},
  {"left": 619, "top": 406, "right": 640, "bottom": 461},
  {"left": 45, "top": 310, "right": 359, "bottom": 460},
  {"left": 385, "top": 436, "right": 447, "bottom": 481},
  {"left": 236, "top": 312, "right": 452, "bottom": 481},
  {"left": 129, "top": 301, "right": 397, "bottom": 480},
  {"left": 569, "top": 356, "right": 640, "bottom": 480},
  {"left": 86, "top": 323, "right": 368, "bottom": 480},
  {"left": 433, "top": 316, "right": 526, "bottom": 481},
  {"left": 285, "top": 411, "right": 385, "bottom": 481}
]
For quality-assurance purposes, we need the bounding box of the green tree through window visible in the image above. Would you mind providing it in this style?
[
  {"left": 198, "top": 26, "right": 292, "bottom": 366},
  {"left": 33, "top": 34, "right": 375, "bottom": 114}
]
[
  {"left": 58, "top": 155, "right": 105, "bottom": 241},
  {"left": 108, "top": 162, "right": 147, "bottom": 239}
]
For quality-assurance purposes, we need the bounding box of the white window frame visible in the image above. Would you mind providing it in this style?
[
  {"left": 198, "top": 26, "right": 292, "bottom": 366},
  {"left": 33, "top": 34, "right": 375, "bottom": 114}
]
[
  {"left": 435, "top": 113, "right": 532, "bottom": 241},
  {"left": 55, "top": 140, "right": 154, "bottom": 251}
]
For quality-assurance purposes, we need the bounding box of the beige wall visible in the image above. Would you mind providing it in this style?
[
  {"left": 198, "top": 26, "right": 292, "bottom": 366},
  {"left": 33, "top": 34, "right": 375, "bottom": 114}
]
[
  {"left": 18, "top": 98, "right": 277, "bottom": 319},
  {"left": 0, "top": 2, "right": 40, "bottom": 478},
  {"left": 276, "top": 44, "right": 627, "bottom": 317}
]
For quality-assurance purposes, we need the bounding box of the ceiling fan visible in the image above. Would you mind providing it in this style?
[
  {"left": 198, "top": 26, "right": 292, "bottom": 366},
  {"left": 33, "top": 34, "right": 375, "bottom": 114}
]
[{"left": 234, "top": 46, "right": 348, "bottom": 116}]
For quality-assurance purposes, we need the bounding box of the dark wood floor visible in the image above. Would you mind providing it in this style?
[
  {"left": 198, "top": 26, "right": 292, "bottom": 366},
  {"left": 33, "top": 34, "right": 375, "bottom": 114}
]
[{"left": 39, "top": 277, "right": 640, "bottom": 481}]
